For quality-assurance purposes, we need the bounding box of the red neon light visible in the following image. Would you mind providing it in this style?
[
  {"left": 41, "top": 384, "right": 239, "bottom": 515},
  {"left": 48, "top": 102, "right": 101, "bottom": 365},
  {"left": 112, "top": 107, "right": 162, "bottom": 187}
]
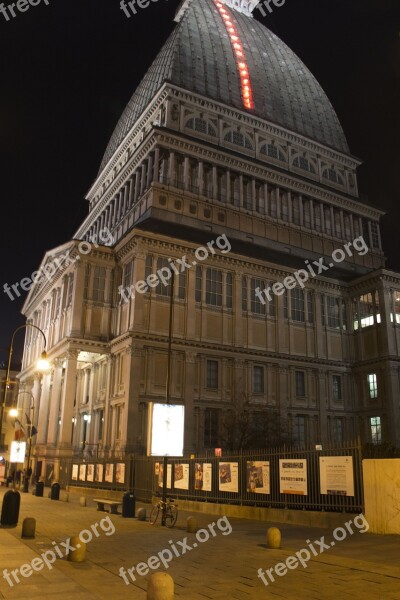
[{"left": 214, "top": 1, "right": 254, "bottom": 110}]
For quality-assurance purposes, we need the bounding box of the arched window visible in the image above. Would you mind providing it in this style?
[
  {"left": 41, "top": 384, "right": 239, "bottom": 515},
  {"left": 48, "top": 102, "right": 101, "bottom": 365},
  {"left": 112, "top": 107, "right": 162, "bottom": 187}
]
[
  {"left": 224, "top": 130, "right": 253, "bottom": 150},
  {"left": 185, "top": 117, "right": 216, "bottom": 137},
  {"left": 293, "top": 155, "right": 317, "bottom": 174},
  {"left": 260, "top": 143, "right": 285, "bottom": 162},
  {"left": 322, "top": 167, "right": 345, "bottom": 186}
]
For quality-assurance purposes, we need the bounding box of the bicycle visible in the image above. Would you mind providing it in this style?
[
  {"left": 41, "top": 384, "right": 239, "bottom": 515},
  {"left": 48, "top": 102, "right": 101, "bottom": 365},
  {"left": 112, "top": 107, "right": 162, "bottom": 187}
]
[{"left": 149, "top": 496, "right": 178, "bottom": 527}]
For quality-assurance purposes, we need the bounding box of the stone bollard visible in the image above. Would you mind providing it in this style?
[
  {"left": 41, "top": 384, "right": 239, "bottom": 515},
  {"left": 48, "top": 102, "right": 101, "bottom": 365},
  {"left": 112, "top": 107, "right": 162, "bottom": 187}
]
[
  {"left": 187, "top": 516, "right": 198, "bottom": 533},
  {"left": 266, "top": 527, "right": 281, "bottom": 549},
  {"left": 79, "top": 497, "right": 86, "bottom": 507},
  {"left": 67, "top": 536, "right": 86, "bottom": 563},
  {"left": 137, "top": 508, "right": 146, "bottom": 521},
  {"left": 147, "top": 572, "right": 174, "bottom": 600},
  {"left": 60, "top": 492, "right": 69, "bottom": 502},
  {"left": 22, "top": 517, "right": 36, "bottom": 539}
]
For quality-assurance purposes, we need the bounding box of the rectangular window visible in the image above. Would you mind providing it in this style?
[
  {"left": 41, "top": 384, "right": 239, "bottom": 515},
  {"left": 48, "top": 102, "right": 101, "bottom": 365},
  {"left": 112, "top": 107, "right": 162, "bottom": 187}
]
[
  {"left": 359, "top": 293, "right": 374, "bottom": 328},
  {"left": 93, "top": 267, "right": 106, "bottom": 302},
  {"left": 206, "top": 360, "right": 218, "bottom": 389},
  {"left": 296, "top": 415, "right": 306, "bottom": 445},
  {"left": 370, "top": 416, "right": 381, "bottom": 444},
  {"left": 206, "top": 268, "right": 223, "bottom": 306},
  {"left": 156, "top": 258, "right": 172, "bottom": 297},
  {"left": 370, "top": 222, "right": 380, "bottom": 249},
  {"left": 242, "top": 276, "right": 247, "bottom": 311},
  {"left": 295, "top": 371, "right": 305, "bottom": 397},
  {"left": 268, "top": 288, "right": 276, "bottom": 317},
  {"left": 392, "top": 291, "right": 400, "bottom": 324},
  {"left": 226, "top": 273, "right": 233, "bottom": 309},
  {"left": 66, "top": 275, "right": 74, "bottom": 307},
  {"left": 145, "top": 255, "right": 153, "bottom": 282},
  {"left": 84, "top": 265, "right": 90, "bottom": 300},
  {"left": 333, "top": 417, "right": 343, "bottom": 445},
  {"left": 291, "top": 288, "right": 305, "bottom": 322},
  {"left": 195, "top": 266, "right": 202, "bottom": 302},
  {"left": 327, "top": 296, "right": 340, "bottom": 329},
  {"left": 253, "top": 366, "right": 264, "bottom": 394},
  {"left": 283, "top": 289, "right": 288, "bottom": 319},
  {"left": 307, "top": 291, "right": 314, "bottom": 324},
  {"left": 98, "top": 409, "right": 104, "bottom": 441},
  {"left": 321, "top": 294, "right": 326, "bottom": 326},
  {"left": 251, "top": 278, "right": 265, "bottom": 315},
  {"left": 332, "top": 375, "right": 342, "bottom": 400},
  {"left": 123, "top": 261, "right": 133, "bottom": 290},
  {"left": 368, "top": 373, "right": 378, "bottom": 399},
  {"left": 178, "top": 271, "right": 186, "bottom": 300},
  {"left": 204, "top": 408, "right": 219, "bottom": 447}
]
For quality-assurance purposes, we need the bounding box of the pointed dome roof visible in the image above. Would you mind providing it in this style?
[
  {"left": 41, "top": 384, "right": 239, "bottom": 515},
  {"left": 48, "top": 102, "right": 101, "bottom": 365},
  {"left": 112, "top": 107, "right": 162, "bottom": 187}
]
[{"left": 100, "top": 0, "right": 348, "bottom": 171}]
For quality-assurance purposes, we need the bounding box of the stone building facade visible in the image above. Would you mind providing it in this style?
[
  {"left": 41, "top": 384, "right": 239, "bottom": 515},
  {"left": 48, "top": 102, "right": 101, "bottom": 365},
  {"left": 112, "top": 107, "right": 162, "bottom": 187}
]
[{"left": 17, "top": 0, "right": 400, "bottom": 479}]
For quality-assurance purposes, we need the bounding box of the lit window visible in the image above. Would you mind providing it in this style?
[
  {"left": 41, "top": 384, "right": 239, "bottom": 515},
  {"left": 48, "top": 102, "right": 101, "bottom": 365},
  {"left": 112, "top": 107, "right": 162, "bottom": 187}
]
[
  {"left": 206, "top": 360, "right": 218, "bottom": 389},
  {"left": 368, "top": 373, "right": 378, "bottom": 399},
  {"left": 253, "top": 366, "right": 264, "bottom": 394},
  {"left": 295, "top": 371, "right": 305, "bottom": 397},
  {"left": 332, "top": 375, "right": 342, "bottom": 400},
  {"left": 369, "top": 416, "right": 381, "bottom": 444},
  {"left": 391, "top": 291, "right": 400, "bottom": 324}
]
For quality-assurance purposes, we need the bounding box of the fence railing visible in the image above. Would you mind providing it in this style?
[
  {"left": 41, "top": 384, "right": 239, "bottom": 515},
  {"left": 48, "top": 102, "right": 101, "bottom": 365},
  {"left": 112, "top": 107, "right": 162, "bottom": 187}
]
[{"left": 64, "top": 442, "right": 364, "bottom": 513}]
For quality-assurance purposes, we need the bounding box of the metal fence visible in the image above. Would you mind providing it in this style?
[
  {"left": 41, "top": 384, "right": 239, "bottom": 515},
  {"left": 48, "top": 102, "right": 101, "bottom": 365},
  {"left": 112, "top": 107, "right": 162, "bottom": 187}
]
[
  {"left": 64, "top": 442, "right": 364, "bottom": 513},
  {"left": 152, "top": 443, "right": 364, "bottom": 514}
]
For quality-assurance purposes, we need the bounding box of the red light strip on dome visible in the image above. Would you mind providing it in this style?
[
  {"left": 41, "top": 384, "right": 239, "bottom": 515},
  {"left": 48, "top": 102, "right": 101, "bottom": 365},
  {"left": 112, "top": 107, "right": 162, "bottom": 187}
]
[{"left": 214, "top": 1, "right": 254, "bottom": 110}]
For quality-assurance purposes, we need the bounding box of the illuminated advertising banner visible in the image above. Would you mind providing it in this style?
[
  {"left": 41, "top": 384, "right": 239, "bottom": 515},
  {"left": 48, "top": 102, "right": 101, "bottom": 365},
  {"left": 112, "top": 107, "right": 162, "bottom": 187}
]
[
  {"left": 149, "top": 403, "right": 185, "bottom": 456},
  {"left": 10, "top": 441, "right": 26, "bottom": 463}
]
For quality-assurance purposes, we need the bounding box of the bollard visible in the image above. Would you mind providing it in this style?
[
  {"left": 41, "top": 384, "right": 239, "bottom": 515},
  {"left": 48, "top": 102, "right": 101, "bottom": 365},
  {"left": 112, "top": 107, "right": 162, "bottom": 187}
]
[
  {"left": 22, "top": 518, "right": 36, "bottom": 539},
  {"left": 266, "top": 527, "right": 281, "bottom": 549},
  {"left": 1, "top": 490, "right": 21, "bottom": 527},
  {"left": 147, "top": 572, "right": 174, "bottom": 600},
  {"left": 35, "top": 481, "right": 44, "bottom": 497},
  {"left": 60, "top": 492, "right": 69, "bottom": 503},
  {"left": 187, "top": 516, "right": 198, "bottom": 533},
  {"left": 79, "top": 497, "right": 86, "bottom": 507},
  {"left": 67, "top": 536, "right": 86, "bottom": 563},
  {"left": 51, "top": 483, "right": 60, "bottom": 501},
  {"left": 137, "top": 508, "right": 146, "bottom": 521}
]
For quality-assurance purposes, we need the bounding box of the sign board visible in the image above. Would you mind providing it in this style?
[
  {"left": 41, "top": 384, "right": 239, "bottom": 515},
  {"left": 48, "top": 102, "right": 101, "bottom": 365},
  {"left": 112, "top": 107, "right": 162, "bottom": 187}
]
[
  {"left": 279, "top": 459, "right": 308, "bottom": 495},
  {"left": 10, "top": 441, "right": 26, "bottom": 463},
  {"left": 319, "top": 456, "right": 354, "bottom": 496},
  {"left": 149, "top": 403, "right": 185, "bottom": 456}
]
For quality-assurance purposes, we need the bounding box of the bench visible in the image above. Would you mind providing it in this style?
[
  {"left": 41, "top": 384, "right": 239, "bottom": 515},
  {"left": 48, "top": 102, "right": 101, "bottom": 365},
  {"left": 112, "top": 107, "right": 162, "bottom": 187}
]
[{"left": 93, "top": 498, "right": 121, "bottom": 514}]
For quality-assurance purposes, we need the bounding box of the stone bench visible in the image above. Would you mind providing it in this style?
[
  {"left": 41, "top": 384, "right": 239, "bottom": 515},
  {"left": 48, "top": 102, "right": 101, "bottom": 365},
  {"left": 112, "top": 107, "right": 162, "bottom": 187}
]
[{"left": 93, "top": 498, "right": 121, "bottom": 514}]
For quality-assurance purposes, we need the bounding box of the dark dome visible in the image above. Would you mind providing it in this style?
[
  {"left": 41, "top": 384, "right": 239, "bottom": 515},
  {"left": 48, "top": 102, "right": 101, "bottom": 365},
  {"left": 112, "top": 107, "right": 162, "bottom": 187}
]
[{"left": 100, "top": 0, "right": 348, "bottom": 171}]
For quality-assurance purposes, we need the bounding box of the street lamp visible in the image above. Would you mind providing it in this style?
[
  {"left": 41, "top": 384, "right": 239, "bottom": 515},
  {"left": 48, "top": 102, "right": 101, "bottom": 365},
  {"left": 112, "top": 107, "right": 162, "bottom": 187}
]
[
  {"left": 10, "top": 392, "right": 37, "bottom": 492},
  {"left": 0, "top": 324, "right": 48, "bottom": 460}
]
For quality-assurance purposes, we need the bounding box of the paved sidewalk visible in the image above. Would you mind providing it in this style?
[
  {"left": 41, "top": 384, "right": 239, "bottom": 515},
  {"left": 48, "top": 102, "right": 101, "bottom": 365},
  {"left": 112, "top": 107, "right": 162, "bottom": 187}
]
[{"left": 0, "top": 487, "right": 399, "bottom": 599}]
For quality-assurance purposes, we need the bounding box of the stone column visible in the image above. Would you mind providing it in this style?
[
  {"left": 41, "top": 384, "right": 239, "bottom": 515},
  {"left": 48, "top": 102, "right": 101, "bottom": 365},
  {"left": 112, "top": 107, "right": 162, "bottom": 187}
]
[
  {"left": 70, "top": 262, "right": 85, "bottom": 337},
  {"left": 153, "top": 147, "right": 160, "bottom": 184},
  {"left": 46, "top": 359, "right": 63, "bottom": 446},
  {"left": 140, "top": 163, "right": 147, "bottom": 195},
  {"left": 239, "top": 174, "right": 244, "bottom": 208},
  {"left": 168, "top": 152, "right": 175, "bottom": 185},
  {"left": 317, "top": 370, "right": 328, "bottom": 443},
  {"left": 122, "top": 344, "right": 144, "bottom": 453},
  {"left": 183, "top": 156, "right": 190, "bottom": 191},
  {"left": 130, "top": 250, "right": 146, "bottom": 330},
  {"left": 134, "top": 170, "right": 141, "bottom": 201},
  {"left": 234, "top": 272, "right": 244, "bottom": 346},
  {"left": 147, "top": 154, "right": 154, "bottom": 188},
  {"left": 198, "top": 161, "right": 204, "bottom": 196},
  {"left": 184, "top": 351, "right": 196, "bottom": 453},
  {"left": 36, "top": 373, "right": 51, "bottom": 445},
  {"left": 58, "top": 350, "right": 78, "bottom": 450},
  {"left": 310, "top": 199, "right": 314, "bottom": 229}
]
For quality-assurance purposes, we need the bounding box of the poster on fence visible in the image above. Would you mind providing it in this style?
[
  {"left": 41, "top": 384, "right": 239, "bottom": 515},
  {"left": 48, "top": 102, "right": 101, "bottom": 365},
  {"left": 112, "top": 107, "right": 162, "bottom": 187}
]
[
  {"left": 96, "top": 464, "right": 104, "bottom": 482},
  {"left": 319, "top": 456, "right": 354, "bottom": 496},
  {"left": 79, "top": 464, "right": 86, "bottom": 481},
  {"left": 158, "top": 463, "right": 172, "bottom": 488},
  {"left": 72, "top": 464, "right": 78, "bottom": 481},
  {"left": 105, "top": 463, "right": 114, "bottom": 483},
  {"left": 219, "top": 462, "right": 239, "bottom": 493},
  {"left": 0, "top": 464, "right": 5, "bottom": 482},
  {"left": 115, "top": 463, "right": 125, "bottom": 484},
  {"left": 86, "top": 464, "right": 94, "bottom": 482},
  {"left": 174, "top": 463, "right": 189, "bottom": 490},
  {"left": 246, "top": 461, "right": 270, "bottom": 494},
  {"left": 195, "top": 463, "right": 212, "bottom": 491},
  {"left": 279, "top": 459, "right": 308, "bottom": 495}
]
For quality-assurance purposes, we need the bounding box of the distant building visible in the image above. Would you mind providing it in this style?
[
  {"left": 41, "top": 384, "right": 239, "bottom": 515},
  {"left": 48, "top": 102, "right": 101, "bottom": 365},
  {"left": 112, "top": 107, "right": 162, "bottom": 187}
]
[
  {"left": 17, "top": 0, "right": 400, "bottom": 481},
  {"left": 0, "top": 367, "right": 20, "bottom": 468}
]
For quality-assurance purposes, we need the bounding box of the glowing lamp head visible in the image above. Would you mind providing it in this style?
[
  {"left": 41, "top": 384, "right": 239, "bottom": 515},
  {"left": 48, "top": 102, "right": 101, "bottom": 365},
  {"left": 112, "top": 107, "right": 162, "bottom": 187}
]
[
  {"left": 9, "top": 409, "right": 18, "bottom": 418},
  {"left": 37, "top": 351, "right": 50, "bottom": 372}
]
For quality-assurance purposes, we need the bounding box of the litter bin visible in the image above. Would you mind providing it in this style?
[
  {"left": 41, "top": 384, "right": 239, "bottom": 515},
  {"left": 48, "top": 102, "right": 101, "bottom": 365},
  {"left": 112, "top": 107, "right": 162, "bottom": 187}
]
[
  {"left": 122, "top": 491, "right": 136, "bottom": 518},
  {"left": 35, "top": 481, "right": 44, "bottom": 497},
  {"left": 1, "top": 490, "right": 20, "bottom": 526},
  {"left": 51, "top": 482, "right": 60, "bottom": 500}
]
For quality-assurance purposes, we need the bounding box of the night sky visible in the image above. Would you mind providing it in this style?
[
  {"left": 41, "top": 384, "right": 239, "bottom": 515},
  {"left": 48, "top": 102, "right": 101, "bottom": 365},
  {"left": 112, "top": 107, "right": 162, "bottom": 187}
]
[{"left": 0, "top": 0, "right": 398, "bottom": 365}]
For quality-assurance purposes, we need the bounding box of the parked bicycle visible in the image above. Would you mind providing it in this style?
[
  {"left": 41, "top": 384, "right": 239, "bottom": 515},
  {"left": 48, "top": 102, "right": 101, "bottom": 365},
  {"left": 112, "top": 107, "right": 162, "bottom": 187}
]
[{"left": 149, "top": 496, "right": 178, "bottom": 527}]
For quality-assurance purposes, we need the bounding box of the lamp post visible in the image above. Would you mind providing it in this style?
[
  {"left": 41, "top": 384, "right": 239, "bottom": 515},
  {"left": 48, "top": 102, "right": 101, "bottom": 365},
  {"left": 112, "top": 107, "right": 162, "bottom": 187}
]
[
  {"left": 0, "top": 324, "right": 49, "bottom": 484},
  {"left": 11, "top": 392, "right": 36, "bottom": 492},
  {"left": 161, "top": 270, "right": 175, "bottom": 526}
]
